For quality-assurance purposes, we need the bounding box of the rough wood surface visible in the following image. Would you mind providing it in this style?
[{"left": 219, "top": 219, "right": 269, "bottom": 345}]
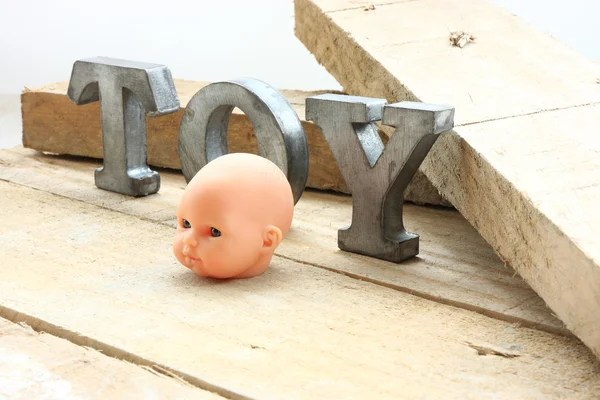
[
  {"left": 0, "top": 178, "right": 599, "bottom": 399},
  {"left": 0, "top": 147, "right": 566, "bottom": 335},
  {"left": 0, "top": 317, "right": 221, "bottom": 400},
  {"left": 295, "top": 0, "right": 600, "bottom": 358},
  {"left": 20, "top": 80, "right": 450, "bottom": 207}
]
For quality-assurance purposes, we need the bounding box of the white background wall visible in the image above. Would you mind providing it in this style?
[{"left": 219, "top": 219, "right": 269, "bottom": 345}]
[{"left": 1, "top": 0, "right": 599, "bottom": 148}]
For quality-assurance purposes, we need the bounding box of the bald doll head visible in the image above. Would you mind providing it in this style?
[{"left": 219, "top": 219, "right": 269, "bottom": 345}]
[{"left": 173, "top": 153, "right": 294, "bottom": 279}]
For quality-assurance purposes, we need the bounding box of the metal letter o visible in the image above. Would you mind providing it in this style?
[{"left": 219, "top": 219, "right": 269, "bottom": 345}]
[{"left": 178, "top": 78, "right": 308, "bottom": 204}]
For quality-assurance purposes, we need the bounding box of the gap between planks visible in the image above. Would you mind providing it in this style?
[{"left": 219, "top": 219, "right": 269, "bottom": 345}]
[
  {"left": 0, "top": 317, "right": 224, "bottom": 400},
  {"left": 275, "top": 253, "right": 565, "bottom": 335},
  {"left": 0, "top": 307, "right": 248, "bottom": 400},
  {"left": 0, "top": 147, "right": 568, "bottom": 336},
  {"left": 454, "top": 100, "right": 600, "bottom": 128}
]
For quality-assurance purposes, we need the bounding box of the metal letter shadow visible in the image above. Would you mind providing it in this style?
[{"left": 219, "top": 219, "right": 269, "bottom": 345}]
[
  {"left": 178, "top": 78, "right": 308, "bottom": 204},
  {"left": 67, "top": 57, "right": 180, "bottom": 196},
  {"left": 306, "top": 94, "right": 454, "bottom": 263}
]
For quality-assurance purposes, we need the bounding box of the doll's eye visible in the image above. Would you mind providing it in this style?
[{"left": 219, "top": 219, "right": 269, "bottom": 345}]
[
  {"left": 210, "top": 227, "right": 221, "bottom": 237},
  {"left": 182, "top": 219, "right": 191, "bottom": 229}
]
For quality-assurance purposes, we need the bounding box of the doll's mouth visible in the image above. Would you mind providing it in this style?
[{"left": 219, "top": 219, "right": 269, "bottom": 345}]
[
  {"left": 182, "top": 248, "right": 201, "bottom": 264},
  {"left": 186, "top": 255, "right": 201, "bottom": 264},
  {"left": 187, "top": 256, "right": 207, "bottom": 275}
]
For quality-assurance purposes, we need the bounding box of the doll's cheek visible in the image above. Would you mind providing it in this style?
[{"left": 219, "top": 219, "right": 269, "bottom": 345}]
[
  {"left": 172, "top": 237, "right": 182, "bottom": 253},
  {"left": 198, "top": 248, "right": 217, "bottom": 267},
  {"left": 172, "top": 240, "right": 189, "bottom": 267}
]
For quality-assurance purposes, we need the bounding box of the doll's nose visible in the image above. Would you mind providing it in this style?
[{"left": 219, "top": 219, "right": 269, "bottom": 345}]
[{"left": 183, "top": 231, "right": 197, "bottom": 247}]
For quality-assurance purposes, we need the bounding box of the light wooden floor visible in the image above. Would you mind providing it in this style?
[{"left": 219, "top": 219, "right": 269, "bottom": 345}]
[{"left": 1, "top": 147, "right": 599, "bottom": 399}]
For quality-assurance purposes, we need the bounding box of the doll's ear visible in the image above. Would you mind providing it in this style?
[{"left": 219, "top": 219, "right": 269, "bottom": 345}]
[{"left": 262, "top": 225, "right": 283, "bottom": 252}]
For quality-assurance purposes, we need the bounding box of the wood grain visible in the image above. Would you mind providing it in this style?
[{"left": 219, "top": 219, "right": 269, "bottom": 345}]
[
  {"left": 0, "top": 147, "right": 567, "bottom": 335},
  {"left": 294, "top": 0, "right": 600, "bottom": 358},
  {"left": 20, "top": 80, "right": 450, "bottom": 207},
  {"left": 0, "top": 318, "right": 221, "bottom": 400},
  {"left": 0, "top": 179, "right": 599, "bottom": 399}
]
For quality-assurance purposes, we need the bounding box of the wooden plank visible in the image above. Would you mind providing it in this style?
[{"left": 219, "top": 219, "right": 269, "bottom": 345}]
[
  {"left": 295, "top": 0, "right": 600, "bottom": 124},
  {"left": 0, "top": 318, "right": 221, "bottom": 400},
  {"left": 0, "top": 180, "right": 599, "bottom": 399},
  {"left": 294, "top": 0, "right": 600, "bottom": 357},
  {"left": 20, "top": 80, "right": 450, "bottom": 207},
  {"left": 0, "top": 147, "right": 566, "bottom": 335}
]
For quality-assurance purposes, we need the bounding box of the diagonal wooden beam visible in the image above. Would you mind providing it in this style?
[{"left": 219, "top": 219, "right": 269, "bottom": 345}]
[{"left": 295, "top": 0, "right": 600, "bottom": 357}]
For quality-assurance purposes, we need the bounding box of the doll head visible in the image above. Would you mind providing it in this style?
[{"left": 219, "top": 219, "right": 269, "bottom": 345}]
[{"left": 173, "top": 153, "right": 294, "bottom": 279}]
